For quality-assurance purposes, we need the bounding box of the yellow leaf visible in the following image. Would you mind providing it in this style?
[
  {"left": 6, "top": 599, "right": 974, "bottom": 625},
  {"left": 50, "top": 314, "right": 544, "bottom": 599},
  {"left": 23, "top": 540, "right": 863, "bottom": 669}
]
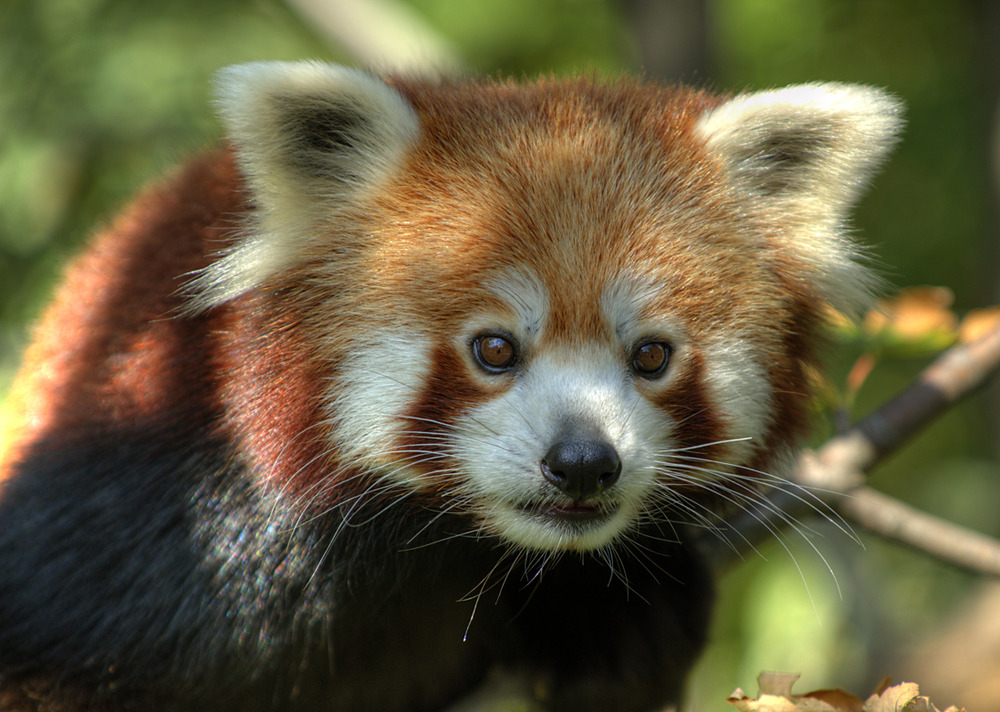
[
  {"left": 958, "top": 305, "right": 1000, "bottom": 344},
  {"left": 866, "top": 287, "right": 957, "bottom": 339},
  {"left": 863, "top": 287, "right": 958, "bottom": 354}
]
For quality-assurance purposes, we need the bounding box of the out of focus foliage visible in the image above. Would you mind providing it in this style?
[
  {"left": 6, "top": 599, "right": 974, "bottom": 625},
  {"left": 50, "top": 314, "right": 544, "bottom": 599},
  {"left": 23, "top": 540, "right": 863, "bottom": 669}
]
[{"left": 0, "top": 0, "right": 997, "bottom": 709}]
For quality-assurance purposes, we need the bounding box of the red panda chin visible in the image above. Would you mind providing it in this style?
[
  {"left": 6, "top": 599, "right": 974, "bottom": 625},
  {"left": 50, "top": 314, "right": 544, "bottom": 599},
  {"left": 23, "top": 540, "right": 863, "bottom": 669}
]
[{"left": 0, "top": 62, "right": 903, "bottom": 712}]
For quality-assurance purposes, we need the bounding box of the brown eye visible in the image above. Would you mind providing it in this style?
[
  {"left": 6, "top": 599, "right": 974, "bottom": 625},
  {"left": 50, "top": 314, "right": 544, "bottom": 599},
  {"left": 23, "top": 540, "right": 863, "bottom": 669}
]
[
  {"left": 632, "top": 341, "right": 670, "bottom": 378},
  {"left": 473, "top": 334, "right": 518, "bottom": 372}
]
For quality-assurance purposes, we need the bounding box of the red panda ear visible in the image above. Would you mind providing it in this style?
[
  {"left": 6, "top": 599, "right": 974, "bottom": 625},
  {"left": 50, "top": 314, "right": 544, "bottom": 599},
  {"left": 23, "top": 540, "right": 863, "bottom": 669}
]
[
  {"left": 189, "top": 61, "right": 419, "bottom": 311},
  {"left": 695, "top": 83, "right": 903, "bottom": 315}
]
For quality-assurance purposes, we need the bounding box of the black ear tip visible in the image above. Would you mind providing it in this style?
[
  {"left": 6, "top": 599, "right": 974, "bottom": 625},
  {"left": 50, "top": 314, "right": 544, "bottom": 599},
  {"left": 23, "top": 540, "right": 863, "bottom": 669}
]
[
  {"left": 736, "top": 128, "right": 832, "bottom": 196},
  {"left": 275, "top": 97, "right": 374, "bottom": 181},
  {"left": 283, "top": 98, "right": 371, "bottom": 153}
]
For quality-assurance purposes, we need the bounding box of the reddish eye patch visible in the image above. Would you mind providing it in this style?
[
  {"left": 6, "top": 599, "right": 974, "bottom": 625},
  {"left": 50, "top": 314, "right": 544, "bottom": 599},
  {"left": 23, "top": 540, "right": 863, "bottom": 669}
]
[
  {"left": 472, "top": 333, "right": 518, "bottom": 372},
  {"left": 631, "top": 341, "right": 670, "bottom": 378}
]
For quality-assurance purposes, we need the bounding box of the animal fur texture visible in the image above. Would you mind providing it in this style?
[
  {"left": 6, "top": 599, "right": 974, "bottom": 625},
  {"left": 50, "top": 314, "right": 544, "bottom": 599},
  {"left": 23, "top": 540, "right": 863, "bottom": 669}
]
[{"left": 0, "top": 62, "right": 902, "bottom": 711}]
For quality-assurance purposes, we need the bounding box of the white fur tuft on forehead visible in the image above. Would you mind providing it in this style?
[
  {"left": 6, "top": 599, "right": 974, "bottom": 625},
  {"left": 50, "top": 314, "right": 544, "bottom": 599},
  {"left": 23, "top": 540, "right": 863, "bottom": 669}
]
[
  {"left": 189, "top": 61, "right": 420, "bottom": 310},
  {"left": 696, "top": 82, "right": 903, "bottom": 315}
]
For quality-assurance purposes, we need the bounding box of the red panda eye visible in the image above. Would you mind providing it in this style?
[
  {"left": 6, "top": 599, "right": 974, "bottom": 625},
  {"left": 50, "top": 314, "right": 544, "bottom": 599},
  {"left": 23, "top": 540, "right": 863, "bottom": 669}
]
[
  {"left": 632, "top": 341, "right": 670, "bottom": 378},
  {"left": 473, "top": 334, "right": 517, "bottom": 372}
]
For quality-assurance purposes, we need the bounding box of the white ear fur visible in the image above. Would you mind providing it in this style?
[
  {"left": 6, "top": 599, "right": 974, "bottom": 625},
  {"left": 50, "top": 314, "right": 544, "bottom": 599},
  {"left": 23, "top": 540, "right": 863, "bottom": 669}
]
[
  {"left": 695, "top": 83, "right": 903, "bottom": 314},
  {"left": 189, "top": 61, "right": 419, "bottom": 310}
]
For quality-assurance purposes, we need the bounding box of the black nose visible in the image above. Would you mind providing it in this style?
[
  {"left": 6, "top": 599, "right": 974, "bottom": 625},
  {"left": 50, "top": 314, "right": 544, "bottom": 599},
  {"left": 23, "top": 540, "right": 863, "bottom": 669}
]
[{"left": 540, "top": 438, "right": 622, "bottom": 500}]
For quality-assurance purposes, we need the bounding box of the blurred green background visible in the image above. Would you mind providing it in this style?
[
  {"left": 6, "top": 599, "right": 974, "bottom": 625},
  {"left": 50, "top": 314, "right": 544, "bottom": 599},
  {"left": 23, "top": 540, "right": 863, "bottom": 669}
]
[{"left": 1, "top": 0, "right": 998, "bottom": 708}]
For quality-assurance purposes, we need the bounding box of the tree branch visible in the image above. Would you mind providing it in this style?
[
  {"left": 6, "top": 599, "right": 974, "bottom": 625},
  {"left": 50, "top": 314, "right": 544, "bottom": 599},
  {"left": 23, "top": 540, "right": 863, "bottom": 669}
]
[
  {"left": 706, "top": 322, "right": 1000, "bottom": 574},
  {"left": 841, "top": 485, "right": 1000, "bottom": 575},
  {"left": 856, "top": 319, "right": 1000, "bottom": 462},
  {"left": 284, "top": 0, "right": 463, "bottom": 71}
]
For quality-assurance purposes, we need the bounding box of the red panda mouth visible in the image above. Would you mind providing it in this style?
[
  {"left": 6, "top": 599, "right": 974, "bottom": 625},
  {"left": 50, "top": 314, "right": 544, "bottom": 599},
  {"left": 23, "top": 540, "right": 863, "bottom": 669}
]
[{"left": 519, "top": 500, "right": 616, "bottom": 523}]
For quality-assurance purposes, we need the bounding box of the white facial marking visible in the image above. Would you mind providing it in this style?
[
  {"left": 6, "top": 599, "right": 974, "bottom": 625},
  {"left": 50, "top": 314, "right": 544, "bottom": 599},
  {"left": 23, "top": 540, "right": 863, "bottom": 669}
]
[
  {"left": 330, "top": 332, "right": 432, "bottom": 485},
  {"left": 481, "top": 267, "right": 549, "bottom": 337},
  {"left": 699, "top": 334, "right": 773, "bottom": 465},
  {"left": 600, "top": 276, "right": 688, "bottom": 352}
]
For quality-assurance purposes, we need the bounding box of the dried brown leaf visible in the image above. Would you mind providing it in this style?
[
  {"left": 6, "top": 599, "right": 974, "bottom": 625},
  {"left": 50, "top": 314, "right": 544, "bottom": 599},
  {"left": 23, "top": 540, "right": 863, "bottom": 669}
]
[
  {"left": 728, "top": 675, "right": 961, "bottom": 712},
  {"left": 728, "top": 674, "right": 851, "bottom": 712},
  {"left": 802, "top": 688, "right": 865, "bottom": 711},
  {"left": 862, "top": 682, "right": 963, "bottom": 712}
]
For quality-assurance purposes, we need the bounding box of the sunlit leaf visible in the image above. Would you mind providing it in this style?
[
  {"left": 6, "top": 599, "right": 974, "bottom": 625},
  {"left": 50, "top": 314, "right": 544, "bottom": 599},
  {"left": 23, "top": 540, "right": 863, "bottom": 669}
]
[
  {"left": 864, "top": 287, "right": 958, "bottom": 355},
  {"left": 958, "top": 306, "right": 1000, "bottom": 344}
]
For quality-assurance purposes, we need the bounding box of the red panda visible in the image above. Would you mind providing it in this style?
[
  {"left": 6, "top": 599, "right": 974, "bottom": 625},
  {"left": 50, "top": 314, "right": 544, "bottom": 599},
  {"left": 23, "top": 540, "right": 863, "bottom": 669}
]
[{"left": 0, "top": 62, "right": 901, "bottom": 712}]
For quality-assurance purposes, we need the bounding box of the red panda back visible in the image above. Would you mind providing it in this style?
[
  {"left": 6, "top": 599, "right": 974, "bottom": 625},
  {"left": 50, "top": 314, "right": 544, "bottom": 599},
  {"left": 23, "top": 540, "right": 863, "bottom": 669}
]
[{"left": 5, "top": 152, "right": 240, "bottom": 453}]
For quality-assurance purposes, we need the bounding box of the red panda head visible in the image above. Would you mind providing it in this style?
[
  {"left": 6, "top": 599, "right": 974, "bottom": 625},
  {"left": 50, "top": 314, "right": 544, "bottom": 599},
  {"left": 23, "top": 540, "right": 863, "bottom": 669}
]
[{"left": 197, "top": 62, "right": 901, "bottom": 554}]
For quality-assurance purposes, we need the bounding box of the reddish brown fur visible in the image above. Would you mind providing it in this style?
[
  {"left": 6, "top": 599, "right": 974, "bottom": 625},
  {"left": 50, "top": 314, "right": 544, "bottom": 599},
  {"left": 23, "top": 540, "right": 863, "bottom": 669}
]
[
  {"left": 5, "top": 77, "right": 827, "bottom": 508},
  {"left": 653, "top": 351, "right": 725, "bottom": 457},
  {"left": 4, "top": 153, "right": 240, "bottom": 473},
  {"left": 343, "top": 78, "right": 821, "bottom": 477},
  {"left": 748, "top": 292, "right": 824, "bottom": 474},
  {"left": 361, "top": 78, "right": 734, "bottom": 336},
  {"left": 0, "top": 70, "right": 894, "bottom": 712},
  {"left": 3, "top": 151, "right": 334, "bottom": 501}
]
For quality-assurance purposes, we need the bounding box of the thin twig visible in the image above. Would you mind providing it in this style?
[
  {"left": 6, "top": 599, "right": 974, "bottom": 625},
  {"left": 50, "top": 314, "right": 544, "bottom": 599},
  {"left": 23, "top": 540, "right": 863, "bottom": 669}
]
[
  {"left": 706, "top": 322, "right": 1000, "bottom": 574},
  {"left": 842, "top": 485, "right": 1000, "bottom": 575},
  {"left": 856, "top": 321, "right": 1000, "bottom": 462}
]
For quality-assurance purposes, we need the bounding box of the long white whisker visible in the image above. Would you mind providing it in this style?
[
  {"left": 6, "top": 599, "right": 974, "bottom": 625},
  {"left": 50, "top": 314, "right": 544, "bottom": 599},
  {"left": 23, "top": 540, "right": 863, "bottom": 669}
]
[{"left": 661, "top": 455, "right": 859, "bottom": 545}]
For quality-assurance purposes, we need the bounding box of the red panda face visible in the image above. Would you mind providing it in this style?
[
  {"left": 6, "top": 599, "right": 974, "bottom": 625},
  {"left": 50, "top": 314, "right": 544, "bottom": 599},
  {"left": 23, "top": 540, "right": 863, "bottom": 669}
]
[
  {"left": 201, "top": 63, "right": 901, "bottom": 554},
  {"left": 435, "top": 269, "right": 700, "bottom": 552}
]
